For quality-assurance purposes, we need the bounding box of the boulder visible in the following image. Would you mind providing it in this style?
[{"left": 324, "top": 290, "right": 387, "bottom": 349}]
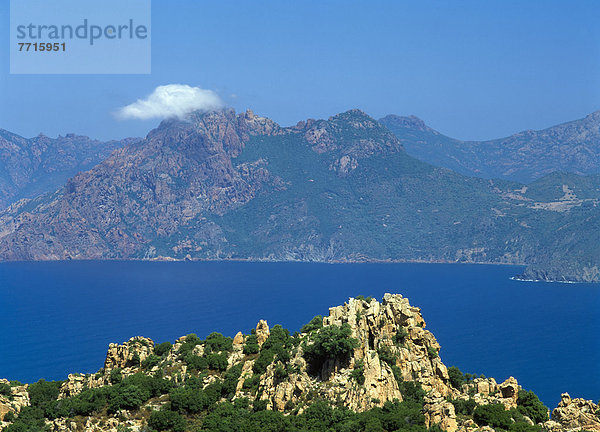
[{"left": 256, "top": 320, "right": 270, "bottom": 347}]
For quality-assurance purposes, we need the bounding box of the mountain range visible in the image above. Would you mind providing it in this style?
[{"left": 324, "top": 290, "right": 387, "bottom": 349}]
[
  {"left": 0, "top": 109, "right": 598, "bottom": 282},
  {"left": 380, "top": 111, "right": 600, "bottom": 183},
  {"left": 0, "top": 129, "right": 136, "bottom": 209}
]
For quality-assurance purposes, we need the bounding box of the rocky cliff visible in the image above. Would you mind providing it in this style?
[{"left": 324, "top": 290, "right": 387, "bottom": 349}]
[{"left": 1, "top": 294, "right": 597, "bottom": 432}]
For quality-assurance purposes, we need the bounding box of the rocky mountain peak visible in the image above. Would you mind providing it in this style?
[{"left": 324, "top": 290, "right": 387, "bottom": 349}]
[
  {"left": 379, "top": 114, "right": 433, "bottom": 133},
  {"left": 288, "top": 109, "right": 404, "bottom": 165},
  {"left": 148, "top": 108, "right": 281, "bottom": 157},
  {"left": 583, "top": 109, "right": 600, "bottom": 122}
]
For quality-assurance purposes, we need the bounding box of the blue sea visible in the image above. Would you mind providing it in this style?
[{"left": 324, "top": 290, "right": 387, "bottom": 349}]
[{"left": 0, "top": 261, "right": 597, "bottom": 408}]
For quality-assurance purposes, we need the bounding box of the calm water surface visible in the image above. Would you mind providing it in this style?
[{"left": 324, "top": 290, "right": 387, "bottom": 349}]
[{"left": 0, "top": 261, "right": 597, "bottom": 408}]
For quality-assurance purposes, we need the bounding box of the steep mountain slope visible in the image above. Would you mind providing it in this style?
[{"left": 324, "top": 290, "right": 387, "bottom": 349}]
[
  {"left": 380, "top": 111, "right": 600, "bottom": 183},
  {"left": 0, "top": 109, "right": 598, "bottom": 282},
  {"left": 0, "top": 129, "right": 133, "bottom": 209},
  {"left": 1, "top": 294, "right": 597, "bottom": 432}
]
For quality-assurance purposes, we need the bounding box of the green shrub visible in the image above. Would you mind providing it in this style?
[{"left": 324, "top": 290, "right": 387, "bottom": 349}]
[
  {"left": 304, "top": 399, "right": 333, "bottom": 424},
  {"left": 427, "top": 347, "right": 439, "bottom": 359},
  {"left": 398, "top": 380, "right": 426, "bottom": 404},
  {"left": 473, "top": 403, "right": 513, "bottom": 429},
  {"left": 206, "top": 352, "right": 229, "bottom": 371},
  {"left": 447, "top": 366, "right": 465, "bottom": 389},
  {"left": 39, "top": 373, "right": 172, "bottom": 419},
  {"left": 377, "top": 345, "right": 396, "bottom": 366},
  {"left": 222, "top": 364, "right": 244, "bottom": 399},
  {"left": 141, "top": 354, "right": 161, "bottom": 370},
  {"left": 109, "top": 368, "right": 122, "bottom": 384},
  {"left": 28, "top": 379, "right": 61, "bottom": 407},
  {"left": 178, "top": 334, "right": 201, "bottom": 358},
  {"left": 252, "top": 349, "right": 275, "bottom": 375},
  {"left": 68, "top": 387, "right": 110, "bottom": 416},
  {"left": 184, "top": 354, "right": 208, "bottom": 371},
  {"left": 107, "top": 384, "right": 147, "bottom": 413},
  {"left": 242, "top": 375, "right": 260, "bottom": 394},
  {"left": 351, "top": 360, "right": 365, "bottom": 385},
  {"left": 274, "top": 364, "right": 289, "bottom": 383},
  {"left": 243, "top": 334, "right": 259, "bottom": 355},
  {"left": 170, "top": 382, "right": 222, "bottom": 414},
  {"left": 391, "top": 365, "right": 403, "bottom": 384},
  {"left": 252, "top": 325, "right": 294, "bottom": 375},
  {"left": 303, "top": 324, "right": 359, "bottom": 373},
  {"left": 253, "top": 400, "right": 268, "bottom": 412},
  {"left": 451, "top": 398, "right": 476, "bottom": 416},
  {"left": 393, "top": 328, "right": 408, "bottom": 345},
  {"left": 154, "top": 342, "right": 173, "bottom": 357},
  {"left": 120, "top": 373, "right": 172, "bottom": 398},
  {"left": 204, "top": 332, "right": 233, "bottom": 353},
  {"left": 148, "top": 408, "right": 186, "bottom": 432},
  {"left": 517, "top": 390, "right": 549, "bottom": 424},
  {"left": 301, "top": 315, "right": 323, "bottom": 333},
  {"left": 196, "top": 397, "right": 426, "bottom": 432},
  {"left": 4, "top": 406, "right": 47, "bottom": 432},
  {"left": 509, "top": 422, "right": 544, "bottom": 432},
  {"left": 234, "top": 397, "right": 250, "bottom": 409},
  {"left": 0, "top": 383, "right": 12, "bottom": 397},
  {"left": 262, "top": 325, "right": 291, "bottom": 351}
]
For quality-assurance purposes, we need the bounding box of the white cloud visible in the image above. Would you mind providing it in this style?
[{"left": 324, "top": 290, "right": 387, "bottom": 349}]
[{"left": 116, "top": 84, "right": 224, "bottom": 120}]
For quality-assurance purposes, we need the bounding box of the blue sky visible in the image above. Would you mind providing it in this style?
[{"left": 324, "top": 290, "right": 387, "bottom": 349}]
[{"left": 1, "top": 0, "right": 599, "bottom": 141}]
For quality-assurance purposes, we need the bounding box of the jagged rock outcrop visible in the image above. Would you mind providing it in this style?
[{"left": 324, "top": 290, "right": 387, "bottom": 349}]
[
  {"left": 255, "top": 320, "right": 270, "bottom": 347},
  {"left": 58, "top": 373, "right": 106, "bottom": 399},
  {"left": 2, "top": 294, "right": 598, "bottom": 432},
  {"left": 0, "top": 379, "right": 29, "bottom": 425},
  {"left": 325, "top": 294, "right": 451, "bottom": 395},
  {"left": 104, "top": 336, "right": 154, "bottom": 372},
  {"left": 546, "top": 393, "right": 600, "bottom": 432},
  {"left": 424, "top": 392, "right": 458, "bottom": 432},
  {"left": 48, "top": 416, "right": 145, "bottom": 432},
  {"left": 237, "top": 294, "right": 453, "bottom": 414}
]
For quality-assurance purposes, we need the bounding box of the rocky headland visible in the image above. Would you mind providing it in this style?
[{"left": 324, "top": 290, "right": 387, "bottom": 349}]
[{"left": 0, "top": 294, "right": 597, "bottom": 432}]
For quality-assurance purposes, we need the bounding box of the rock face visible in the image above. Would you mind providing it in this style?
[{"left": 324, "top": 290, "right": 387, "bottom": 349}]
[
  {"left": 0, "top": 379, "right": 29, "bottom": 424},
  {"left": 250, "top": 294, "right": 445, "bottom": 413},
  {"left": 323, "top": 294, "right": 451, "bottom": 396},
  {"left": 547, "top": 393, "right": 600, "bottom": 432},
  {"left": 104, "top": 336, "right": 154, "bottom": 372},
  {"left": 255, "top": 320, "right": 270, "bottom": 347}
]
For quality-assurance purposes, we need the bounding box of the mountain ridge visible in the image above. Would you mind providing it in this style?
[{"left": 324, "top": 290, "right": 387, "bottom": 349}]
[
  {"left": 0, "top": 129, "right": 138, "bottom": 210},
  {"left": 380, "top": 110, "right": 600, "bottom": 183}
]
